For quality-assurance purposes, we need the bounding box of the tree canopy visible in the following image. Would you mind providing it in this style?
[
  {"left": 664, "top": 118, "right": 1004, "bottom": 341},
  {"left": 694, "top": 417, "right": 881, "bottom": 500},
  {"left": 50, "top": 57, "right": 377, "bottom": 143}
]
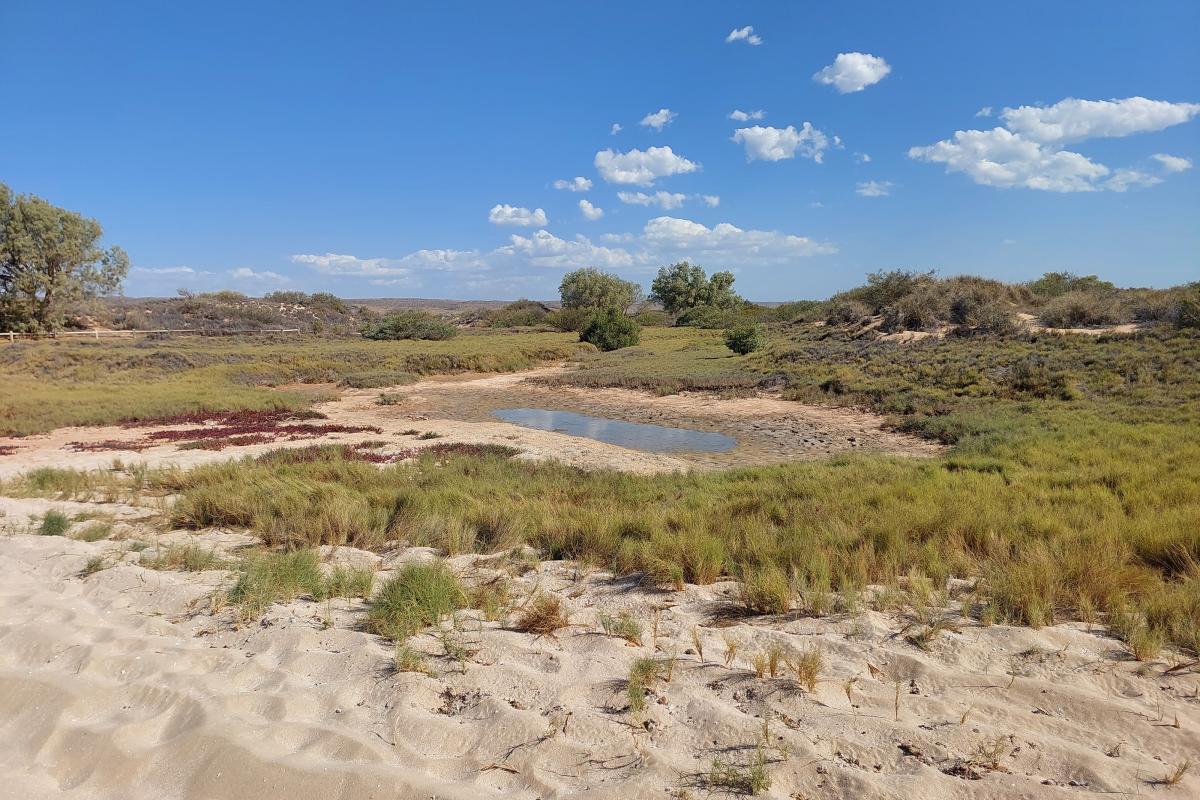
[
  {"left": 558, "top": 267, "right": 643, "bottom": 311},
  {"left": 0, "top": 183, "right": 129, "bottom": 331},
  {"left": 648, "top": 262, "right": 741, "bottom": 315}
]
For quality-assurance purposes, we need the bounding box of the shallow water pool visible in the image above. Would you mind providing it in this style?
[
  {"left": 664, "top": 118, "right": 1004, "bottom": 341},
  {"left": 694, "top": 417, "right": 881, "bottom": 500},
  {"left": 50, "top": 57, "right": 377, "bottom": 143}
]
[{"left": 492, "top": 408, "right": 736, "bottom": 453}]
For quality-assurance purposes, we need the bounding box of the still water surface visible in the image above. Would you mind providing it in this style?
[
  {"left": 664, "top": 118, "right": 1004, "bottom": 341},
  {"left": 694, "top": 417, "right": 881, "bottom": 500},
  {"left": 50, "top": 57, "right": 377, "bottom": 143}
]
[{"left": 492, "top": 408, "right": 736, "bottom": 453}]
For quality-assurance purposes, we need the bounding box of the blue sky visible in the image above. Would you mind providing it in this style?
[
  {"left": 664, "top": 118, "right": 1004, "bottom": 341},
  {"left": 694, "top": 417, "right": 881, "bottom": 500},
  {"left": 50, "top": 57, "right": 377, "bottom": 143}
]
[{"left": 2, "top": 1, "right": 1197, "bottom": 300}]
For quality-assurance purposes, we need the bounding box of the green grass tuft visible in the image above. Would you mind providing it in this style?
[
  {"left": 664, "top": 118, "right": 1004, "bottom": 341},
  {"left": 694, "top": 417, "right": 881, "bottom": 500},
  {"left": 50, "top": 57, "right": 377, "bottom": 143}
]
[{"left": 367, "top": 561, "right": 466, "bottom": 640}]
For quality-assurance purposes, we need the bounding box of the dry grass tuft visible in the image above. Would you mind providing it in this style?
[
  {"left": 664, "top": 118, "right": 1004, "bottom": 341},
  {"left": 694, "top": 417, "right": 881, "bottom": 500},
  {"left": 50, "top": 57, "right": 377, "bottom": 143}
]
[{"left": 515, "top": 594, "right": 569, "bottom": 637}]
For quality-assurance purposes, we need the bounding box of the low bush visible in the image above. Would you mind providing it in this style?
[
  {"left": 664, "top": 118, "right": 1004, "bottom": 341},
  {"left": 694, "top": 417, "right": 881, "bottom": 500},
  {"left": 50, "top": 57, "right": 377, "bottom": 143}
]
[
  {"left": 770, "top": 300, "right": 827, "bottom": 323},
  {"left": 368, "top": 561, "right": 466, "bottom": 640},
  {"left": 38, "top": 510, "right": 71, "bottom": 536},
  {"left": 824, "top": 299, "right": 871, "bottom": 326},
  {"left": 1038, "top": 291, "right": 1124, "bottom": 328},
  {"left": 631, "top": 309, "right": 671, "bottom": 327},
  {"left": 580, "top": 309, "right": 641, "bottom": 351},
  {"left": 490, "top": 299, "right": 551, "bottom": 328},
  {"left": 881, "top": 282, "right": 949, "bottom": 332},
  {"left": 724, "top": 323, "right": 768, "bottom": 355},
  {"left": 676, "top": 304, "right": 743, "bottom": 329},
  {"left": 545, "top": 307, "right": 595, "bottom": 332},
  {"left": 361, "top": 311, "right": 457, "bottom": 341},
  {"left": 338, "top": 371, "right": 418, "bottom": 388}
]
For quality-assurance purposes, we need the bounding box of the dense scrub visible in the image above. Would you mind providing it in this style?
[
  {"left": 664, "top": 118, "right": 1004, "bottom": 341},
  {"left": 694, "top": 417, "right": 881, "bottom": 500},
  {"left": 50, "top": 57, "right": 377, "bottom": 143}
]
[
  {"left": 0, "top": 332, "right": 581, "bottom": 434},
  {"left": 104, "top": 290, "right": 372, "bottom": 334}
]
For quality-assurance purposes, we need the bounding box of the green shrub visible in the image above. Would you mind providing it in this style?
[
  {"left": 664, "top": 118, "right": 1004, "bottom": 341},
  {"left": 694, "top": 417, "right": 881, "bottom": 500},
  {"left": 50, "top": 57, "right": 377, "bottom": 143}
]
[
  {"left": 724, "top": 323, "right": 768, "bottom": 355},
  {"left": 338, "top": 371, "right": 418, "bottom": 388},
  {"left": 38, "top": 510, "right": 71, "bottom": 536},
  {"left": 1028, "top": 271, "right": 1115, "bottom": 298},
  {"left": 770, "top": 300, "right": 827, "bottom": 323},
  {"left": 490, "top": 299, "right": 551, "bottom": 328},
  {"left": 1038, "top": 291, "right": 1124, "bottom": 328},
  {"left": 632, "top": 309, "right": 671, "bottom": 327},
  {"left": 676, "top": 304, "right": 742, "bottom": 329},
  {"left": 1175, "top": 286, "right": 1200, "bottom": 329},
  {"left": 545, "top": 307, "right": 595, "bottom": 332},
  {"left": 881, "top": 282, "right": 949, "bottom": 332},
  {"left": 361, "top": 311, "right": 457, "bottom": 341},
  {"left": 368, "top": 561, "right": 466, "bottom": 640},
  {"left": 824, "top": 299, "right": 871, "bottom": 326},
  {"left": 580, "top": 309, "right": 641, "bottom": 351},
  {"left": 1004, "top": 358, "right": 1076, "bottom": 400},
  {"left": 851, "top": 269, "right": 935, "bottom": 313}
]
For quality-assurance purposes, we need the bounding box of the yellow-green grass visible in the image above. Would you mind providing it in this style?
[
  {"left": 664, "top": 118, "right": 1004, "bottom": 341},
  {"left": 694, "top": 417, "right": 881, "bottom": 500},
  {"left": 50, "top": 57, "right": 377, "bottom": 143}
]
[
  {"left": 165, "top": 406, "right": 1200, "bottom": 651},
  {"left": 0, "top": 331, "right": 582, "bottom": 435},
  {"left": 543, "top": 327, "right": 764, "bottom": 394}
]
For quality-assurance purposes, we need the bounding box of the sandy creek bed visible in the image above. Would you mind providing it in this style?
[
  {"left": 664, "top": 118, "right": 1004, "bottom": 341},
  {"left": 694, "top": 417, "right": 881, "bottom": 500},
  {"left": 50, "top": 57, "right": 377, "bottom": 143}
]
[{"left": 0, "top": 367, "right": 940, "bottom": 478}]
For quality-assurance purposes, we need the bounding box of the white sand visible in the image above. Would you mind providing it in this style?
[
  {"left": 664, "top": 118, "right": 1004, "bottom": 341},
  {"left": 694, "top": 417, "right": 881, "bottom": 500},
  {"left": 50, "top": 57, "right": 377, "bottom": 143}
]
[{"left": 1, "top": 511, "right": 1196, "bottom": 799}]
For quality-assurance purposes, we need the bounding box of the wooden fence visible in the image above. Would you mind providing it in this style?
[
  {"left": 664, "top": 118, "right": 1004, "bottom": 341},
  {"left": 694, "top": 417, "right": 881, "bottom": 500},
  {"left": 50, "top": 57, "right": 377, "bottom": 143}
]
[{"left": 0, "top": 328, "right": 301, "bottom": 342}]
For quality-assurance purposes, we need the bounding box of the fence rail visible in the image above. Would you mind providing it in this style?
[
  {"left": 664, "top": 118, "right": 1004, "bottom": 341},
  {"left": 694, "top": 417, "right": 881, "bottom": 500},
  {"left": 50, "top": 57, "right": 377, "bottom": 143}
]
[{"left": 0, "top": 328, "right": 301, "bottom": 342}]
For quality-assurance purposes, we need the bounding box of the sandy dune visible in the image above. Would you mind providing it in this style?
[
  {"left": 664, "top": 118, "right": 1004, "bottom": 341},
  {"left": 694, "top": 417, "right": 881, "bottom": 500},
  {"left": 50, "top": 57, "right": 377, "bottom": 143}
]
[{"left": 1, "top": 511, "right": 1196, "bottom": 799}]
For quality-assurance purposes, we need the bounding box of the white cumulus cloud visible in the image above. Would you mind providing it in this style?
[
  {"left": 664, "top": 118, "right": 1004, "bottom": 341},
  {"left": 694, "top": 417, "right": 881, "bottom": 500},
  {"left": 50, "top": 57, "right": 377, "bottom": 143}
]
[
  {"left": 579, "top": 199, "right": 604, "bottom": 220},
  {"left": 229, "top": 268, "right": 288, "bottom": 283},
  {"left": 732, "top": 123, "right": 830, "bottom": 163},
  {"left": 610, "top": 123, "right": 622, "bottom": 135},
  {"left": 553, "top": 176, "right": 592, "bottom": 192},
  {"left": 594, "top": 146, "right": 700, "bottom": 186},
  {"left": 726, "top": 26, "right": 762, "bottom": 45},
  {"left": 1104, "top": 169, "right": 1163, "bottom": 192},
  {"left": 617, "top": 190, "right": 688, "bottom": 210},
  {"left": 855, "top": 152, "right": 871, "bottom": 163},
  {"left": 133, "top": 266, "right": 198, "bottom": 275},
  {"left": 493, "top": 230, "right": 635, "bottom": 269},
  {"left": 290, "top": 250, "right": 487, "bottom": 282},
  {"left": 976, "top": 106, "right": 993, "bottom": 118},
  {"left": 1001, "top": 97, "right": 1200, "bottom": 144},
  {"left": 813, "top": 52, "right": 891, "bottom": 93},
  {"left": 856, "top": 180, "right": 893, "bottom": 197},
  {"left": 700, "top": 195, "right": 720, "bottom": 207},
  {"left": 729, "top": 109, "right": 766, "bottom": 122},
  {"left": 1152, "top": 153, "right": 1193, "bottom": 173},
  {"left": 488, "top": 204, "right": 548, "bottom": 226},
  {"left": 642, "top": 216, "right": 836, "bottom": 263},
  {"left": 909, "top": 96, "right": 1200, "bottom": 193},
  {"left": 640, "top": 108, "right": 677, "bottom": 131}
]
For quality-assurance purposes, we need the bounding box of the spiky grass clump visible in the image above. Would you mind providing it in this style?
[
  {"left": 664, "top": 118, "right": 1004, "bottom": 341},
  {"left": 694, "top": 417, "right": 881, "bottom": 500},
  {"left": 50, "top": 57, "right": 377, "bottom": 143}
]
[
  {"left": 600, "top": 612, "right": 643, "bottom": 645},
  {"left": 626, "top": 657, "right": 663, "bottom": 713},
  {"left": 226, "top": 549, "right": 324, "bottom": 622},
  {"left": 368, "top": 561, "right": 466, "bottom": 641},
  {"left": 394, "top": 644, "right": 433, "bottom": 675},
  {"left": 468, "top": 578, "right": 511, "bottom": 621},
  {"left": 72, "top": 520, "right": 114, "bottom": 542},
  {"left": 739, "top": 565, "right": 792, "bottom": 615},
  {"left": 141, "top": 544, "right": 228, "bottom": 572},
  {"left": 515, "top": 594, "right": 569, "bottom": 637},
  {"left": 320, "top": 565, "right": 376, "bottom": 601},
  {"left": 708, "top": 753, "right": 771, "bottom": 795},
  {"left": 38, "top": 510, "right": 71, "bottom": 537},
  {"left": 788, "top": 647, "right": 823, "bottom": 692}
]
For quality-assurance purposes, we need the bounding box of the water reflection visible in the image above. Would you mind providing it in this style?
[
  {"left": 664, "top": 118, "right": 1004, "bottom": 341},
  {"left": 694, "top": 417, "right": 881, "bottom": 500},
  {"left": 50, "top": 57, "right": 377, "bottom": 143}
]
[{"left": 492, "top": 408, "right": 735, "bottom": 453}]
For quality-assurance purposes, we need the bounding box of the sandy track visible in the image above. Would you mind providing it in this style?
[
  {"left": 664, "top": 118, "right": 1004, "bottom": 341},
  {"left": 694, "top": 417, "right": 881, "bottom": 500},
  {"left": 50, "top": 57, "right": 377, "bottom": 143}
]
[
  {"left": 1, "top": 521, "right": 1197, "bottom": 799},
  {"left": 0, "top": 368, "right": 938, "bottom": 479}
]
